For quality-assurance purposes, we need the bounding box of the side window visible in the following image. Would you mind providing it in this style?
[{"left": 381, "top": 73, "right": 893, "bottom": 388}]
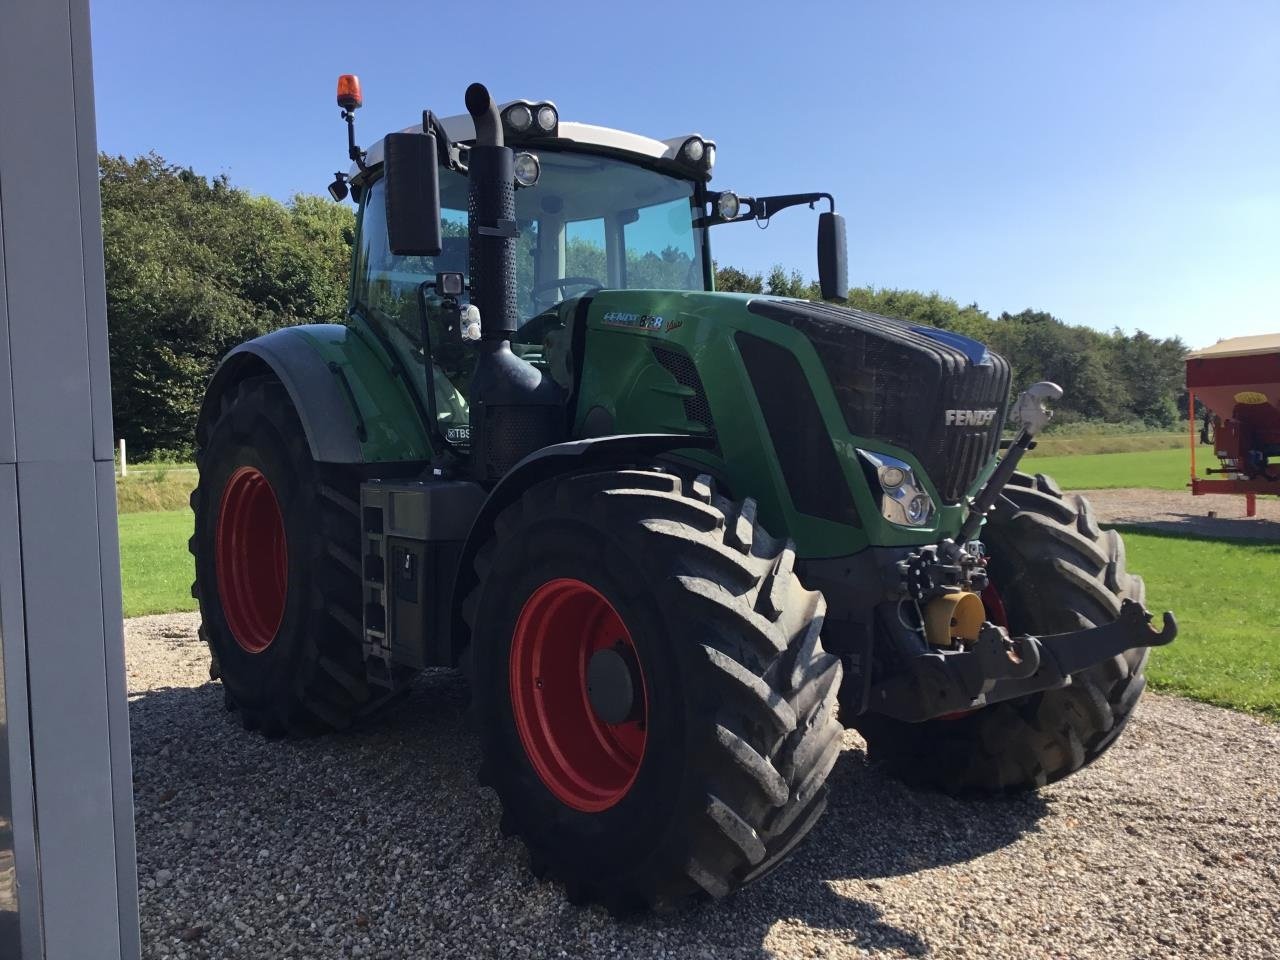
[
  {"left": 353, "top": 178, "right": 468, "bottom": 342},
  {"left": 353, "top": 177, "right": 473, "bottom": 444}
]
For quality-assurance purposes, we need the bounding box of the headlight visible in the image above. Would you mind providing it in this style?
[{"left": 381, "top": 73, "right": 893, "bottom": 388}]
[
  {"left": 716, "top": 191, "right": 741, "bottom": 220},
  {"left": 857, "top": 450, "right": 935, "bottom": 527},
  {"left": 513, "top": 151, "right": 541, "bottom": 187},
  {"left": 704, "top": 143, "right": 716, "bottom": 170},
  {"left": 536, "top": 104, "right": 558, "bottom": 132}
]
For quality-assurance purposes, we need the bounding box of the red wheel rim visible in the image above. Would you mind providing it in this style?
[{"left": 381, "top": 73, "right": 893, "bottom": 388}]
[
  {"left": 216, "top": 466, "right": 288, "bottom": 654},
  {"left": 509, "top": 578, "right": 647, "bottom": 812},
  {"left": 981, "top": 582, "right": 1009, "bottom": 629}
]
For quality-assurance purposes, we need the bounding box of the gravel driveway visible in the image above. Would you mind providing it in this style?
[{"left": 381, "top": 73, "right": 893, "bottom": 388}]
[
  {"left": 130, "top": 614, "right": 1280, "bottom": 960},
  {"left": 1076, "top": 487, "right": 1280, "bottom": 540}
]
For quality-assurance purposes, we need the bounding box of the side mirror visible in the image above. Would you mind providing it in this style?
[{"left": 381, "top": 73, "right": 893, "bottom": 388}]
[
  {"left": 384, "top": 131, "right": 442, "bottom": 256},
  {"left": 817, "top": 211, "right": 848, "bottom": 301}
]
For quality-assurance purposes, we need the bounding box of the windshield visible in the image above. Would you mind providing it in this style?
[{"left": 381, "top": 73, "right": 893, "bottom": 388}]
[{"left": 353, "top": 149, "right": 707, "bottom": 333}]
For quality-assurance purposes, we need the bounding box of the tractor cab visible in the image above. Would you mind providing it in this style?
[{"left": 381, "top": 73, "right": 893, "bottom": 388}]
[
  {"left": 349, "top": 120, "right": 712, "bottom": 447},
  {"left": 339, "top": 91, "right": 843, "bottom": 455}
]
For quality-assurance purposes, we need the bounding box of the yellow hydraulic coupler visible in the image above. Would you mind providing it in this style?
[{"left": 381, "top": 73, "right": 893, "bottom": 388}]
[{"left": 923, "top": 591, "right": 985, "bottom": 647}]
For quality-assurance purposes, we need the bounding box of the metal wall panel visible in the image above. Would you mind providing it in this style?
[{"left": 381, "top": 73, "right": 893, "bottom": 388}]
[
  {"left": 96, "top": 461, "right": 141, "bottom": 960},
  {"left": 72, "top": 5, "right": 117, "bottom": 464},
  {"left": 0, "top": 1, "right": 140, "bottom": 957},
  {"left": 0, "top": 465, "right": 40, "bottom": 960},
  {"left": 0, "top": 197, "right": 15, "bottom": 466},
  {"left": 0, "top": 0, "right": 96, "bottom": 463},
  {"left": 18, "top": 461, "right": 124, "bottom": 958}
]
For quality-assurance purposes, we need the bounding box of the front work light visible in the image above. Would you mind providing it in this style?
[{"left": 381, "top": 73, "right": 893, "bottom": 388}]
[
  {"left": 502, "top": 101, "right": 558, "bottom": 138},
  {"left": 336, "top": 74, "right": 363, "bottom": 111},
  {"left": 680, "top": 137, "right": 705, "bottom": 164},
  {"left": 505, "top": 103, "right": 533, "bottom": 132},
  {"left": 716, "top": 191, "right": 741, "bottom": 220},
  {"left": 513, "top": 152, "right": 541, "bottom": 187},
  {"left": 858, "top": 450, "right": 935, "bottom": 528}
]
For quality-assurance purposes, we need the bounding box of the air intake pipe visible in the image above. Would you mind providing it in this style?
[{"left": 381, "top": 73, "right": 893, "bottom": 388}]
[{"left": 464, "top": 82, "right": 563, "bottom": 483}]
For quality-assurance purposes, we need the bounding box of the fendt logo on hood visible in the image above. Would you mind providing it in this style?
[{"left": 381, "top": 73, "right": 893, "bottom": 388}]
[{"left": 944, "top": 408, "right": 998, "bottom": 427}]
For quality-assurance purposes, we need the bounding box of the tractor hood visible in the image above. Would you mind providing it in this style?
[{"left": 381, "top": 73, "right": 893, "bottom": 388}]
[{"left": 746, "top": 299, "right": 1013, "bottom": 505}]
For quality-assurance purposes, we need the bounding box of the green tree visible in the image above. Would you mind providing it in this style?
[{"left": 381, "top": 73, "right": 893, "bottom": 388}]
[{"left": 102, "top": 153, "right": 354, "bottom": 456}]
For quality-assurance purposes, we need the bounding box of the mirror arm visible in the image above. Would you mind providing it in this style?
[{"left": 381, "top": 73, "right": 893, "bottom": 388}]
[
  {"left": 700, "top": 191, "right": 836, "bottom": 228},
  {"left": 422, "top": 110, "right": 469, "bottom": 175}
]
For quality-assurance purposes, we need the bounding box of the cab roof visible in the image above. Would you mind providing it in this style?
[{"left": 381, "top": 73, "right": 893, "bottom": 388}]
[{"left": 354, "top": 106, "right": 709, "bottom": 179}]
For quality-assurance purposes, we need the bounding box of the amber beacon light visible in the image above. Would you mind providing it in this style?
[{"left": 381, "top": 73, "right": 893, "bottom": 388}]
[{"left": 337, "top": 74, "right": 363, "bottom": 111}]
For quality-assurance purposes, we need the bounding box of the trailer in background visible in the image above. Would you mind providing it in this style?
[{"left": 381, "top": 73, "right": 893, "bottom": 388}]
[{"left": 1187, "top": 333, "right": 1280, "bottom": 517}]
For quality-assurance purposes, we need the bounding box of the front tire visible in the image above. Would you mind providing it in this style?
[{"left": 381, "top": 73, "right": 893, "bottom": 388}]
[
  {"left": 466, "top": 469, "right": 843, "bottom": 912},
  {"left": 190, "top": 375, "right": 374, "bottom": 736},
  {"left": 857, "top": 471, "right": 1149, "bottom": 793}
]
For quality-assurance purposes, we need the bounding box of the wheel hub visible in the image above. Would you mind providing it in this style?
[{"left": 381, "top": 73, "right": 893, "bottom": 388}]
[{"left": 586, "top": 645, "right": 641, "bottom": 725}]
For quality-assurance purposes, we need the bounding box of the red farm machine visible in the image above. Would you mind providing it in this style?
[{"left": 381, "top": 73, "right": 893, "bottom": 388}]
[{"left": 1188, "top": 333, "right": 1280, "bottom": 516}]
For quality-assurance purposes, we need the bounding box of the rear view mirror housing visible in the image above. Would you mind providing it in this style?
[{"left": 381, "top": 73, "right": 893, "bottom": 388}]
[
  {"left": 384, "top": 131, "right": 442, "bottom": 257},
  {"left": 817, "top": 211, "right": 848, "bottom": 301}
]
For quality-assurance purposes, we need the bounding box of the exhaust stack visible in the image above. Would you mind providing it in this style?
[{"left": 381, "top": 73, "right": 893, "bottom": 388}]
[{"left": 464, "top": 83, "right": 563, "bottom": 483}]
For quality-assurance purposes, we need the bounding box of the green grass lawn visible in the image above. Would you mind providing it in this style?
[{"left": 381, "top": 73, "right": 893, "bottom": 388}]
[
  {"left": 1023, "top": 446, "right": 1205, "bottom": 490},
  {"left": 116, "top": 466, "right": 197, "bottom": 513},
  {"left": 119, "top": 509, "right": 197, "bottom": 617},
  {"left": 1124, "top": 530, "right": 1280, "bottom": 719}
]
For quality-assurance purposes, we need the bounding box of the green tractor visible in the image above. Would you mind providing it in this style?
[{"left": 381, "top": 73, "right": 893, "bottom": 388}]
[{"left": 190, "top": 76, "right": 1176, "bottom": 912}]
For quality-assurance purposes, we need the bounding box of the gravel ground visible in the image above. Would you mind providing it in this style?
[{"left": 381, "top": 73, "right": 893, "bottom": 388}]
[
  {"left": 1078, "top": 487, "right": 1280, "bottom": 540},
  {"left": 130, "top": 613, "right": 1280, "bottom": 960}
]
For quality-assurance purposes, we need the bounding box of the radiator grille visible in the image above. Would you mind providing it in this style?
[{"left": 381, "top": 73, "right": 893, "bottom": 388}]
[{"left": 746, "top": 300, "right": 1011, "bottom": 504}]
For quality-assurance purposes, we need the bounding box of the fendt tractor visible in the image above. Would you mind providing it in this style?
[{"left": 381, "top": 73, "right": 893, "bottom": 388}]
[{"left": 191, "top": 76, "right": 1178, "bottom": 912}]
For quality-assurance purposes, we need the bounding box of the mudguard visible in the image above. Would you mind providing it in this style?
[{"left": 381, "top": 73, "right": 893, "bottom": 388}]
[
  {"left": 447, "top": 432, "right": 715, "bottom": 666},
  {"left": 196, "top": 324, "right": 432, "bottom": 464}
]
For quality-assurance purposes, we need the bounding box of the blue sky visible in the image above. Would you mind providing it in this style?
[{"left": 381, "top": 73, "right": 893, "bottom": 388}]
[{"left": 90, "top": 0, "right": 1278, "bottom": 347}]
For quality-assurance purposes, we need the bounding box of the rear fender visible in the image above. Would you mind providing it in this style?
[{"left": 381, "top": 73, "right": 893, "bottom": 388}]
[{"left": 196, "top": 324, "right": 432, "bottom": 464}]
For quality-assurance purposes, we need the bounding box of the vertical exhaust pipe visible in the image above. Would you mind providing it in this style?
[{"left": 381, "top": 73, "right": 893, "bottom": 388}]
[
  {"left": 465, "top": 83, "right": 517, "bottom": 340},
  {"left": 464, "top": 83, "right": 563, "bottom": 483}
]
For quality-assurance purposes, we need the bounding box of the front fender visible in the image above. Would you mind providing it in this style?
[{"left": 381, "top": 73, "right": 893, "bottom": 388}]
[
  {"left": 448, "top": 433, "right": 715, "bottom": 665},
  {"left": 197, "top": 324, "right": 432, "bottom": 464}
]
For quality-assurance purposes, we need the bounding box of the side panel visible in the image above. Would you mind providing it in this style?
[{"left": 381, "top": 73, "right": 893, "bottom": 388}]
[
  {"left": 572, "top": 291, "right": 968, "bottom": 558},
  {"left": 200, "top": 324, "right": 432, "bottom": 464}
]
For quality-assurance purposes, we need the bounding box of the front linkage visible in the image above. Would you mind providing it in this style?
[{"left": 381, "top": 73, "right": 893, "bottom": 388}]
[{"left": 870, "top": 382, "right": 1178, "bottom": 724}]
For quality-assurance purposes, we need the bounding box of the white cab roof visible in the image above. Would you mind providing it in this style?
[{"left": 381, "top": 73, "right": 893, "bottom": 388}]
[{"left": 355, "top": 107, "right": 705, "bottom": 176}]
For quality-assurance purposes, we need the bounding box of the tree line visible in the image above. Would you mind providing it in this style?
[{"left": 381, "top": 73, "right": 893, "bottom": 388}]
[
  {"left": 717, "top": 267, "right": 1189, "bottom": 429},
  {"left": 102, "top": 154, "right": 1189, "bottom": 458}
]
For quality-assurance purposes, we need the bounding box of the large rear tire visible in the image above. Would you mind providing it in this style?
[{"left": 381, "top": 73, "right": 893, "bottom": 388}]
[
  {"left": 190, "top": 375, "right": 374, "bottom": 736},
  {"left": 856, "top": 471, "right": 1149, "bottom": 793},
  {"left": 466, "top": 469, "right": 843, "bottom": 912}
]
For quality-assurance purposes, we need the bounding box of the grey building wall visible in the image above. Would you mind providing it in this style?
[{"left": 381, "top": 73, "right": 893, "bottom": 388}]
[{"left": 0, "top": 0, "right": 141, "bottom": 957}]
